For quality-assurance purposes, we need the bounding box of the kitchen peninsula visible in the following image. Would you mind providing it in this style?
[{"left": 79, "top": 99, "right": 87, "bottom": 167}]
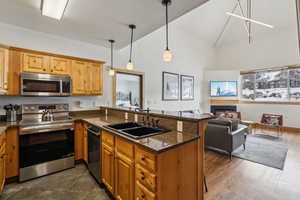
[
  {"left": 0, "top": 106, "right": 212, "bottom": 200},
  {"left": 72, "top": 106, "right": 213, "bottom": 200}
]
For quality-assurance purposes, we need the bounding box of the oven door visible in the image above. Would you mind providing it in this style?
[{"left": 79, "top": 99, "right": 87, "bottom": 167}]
[
  {"left": 19, "top": 127, "right": 75, "bottom": 181},
  {"left": 20, "top": 128, "right": 74, "bottom": 168}
]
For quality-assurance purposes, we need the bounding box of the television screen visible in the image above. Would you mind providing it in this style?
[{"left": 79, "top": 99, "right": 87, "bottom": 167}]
[{"left": 210, "top": 81, "right": 238, "bottom": 97}]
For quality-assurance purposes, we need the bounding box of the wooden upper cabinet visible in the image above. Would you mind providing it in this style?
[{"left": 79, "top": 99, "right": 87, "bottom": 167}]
[
  {"left": 22, "top": 53, "right": 49, "bottom": 73},
  {"left": 0, "top": 48, "right": 9, "bottom": 91},
  {"left": 49, "top": 57, "right": 70, "bottom": 75},
  {"left": 72, "top": 60, "right": 87, "bottom": 94},
  {"left": 90, "top": 63, "right": 103, "bottom": 95}
]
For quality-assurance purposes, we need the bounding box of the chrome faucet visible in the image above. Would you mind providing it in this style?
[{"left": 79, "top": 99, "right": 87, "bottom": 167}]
[{"left": 135, "top": 108, "right": 151, "bottom": 126}]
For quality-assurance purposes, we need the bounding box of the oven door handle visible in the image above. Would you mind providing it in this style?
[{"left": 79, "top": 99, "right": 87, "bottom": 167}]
[{"left": 20, "top": 127, "right": 74, "bottom": 135}]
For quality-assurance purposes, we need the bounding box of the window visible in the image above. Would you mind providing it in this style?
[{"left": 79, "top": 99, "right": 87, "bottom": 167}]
[
  {"left": 289, "top": 69, "right": 300, "bottom": 101},
  {"left": 113, "top": 70, "right": 144, "bottom": 109},
  {"left": 241, "top": 68, "right": 300, "bottom": 102}
]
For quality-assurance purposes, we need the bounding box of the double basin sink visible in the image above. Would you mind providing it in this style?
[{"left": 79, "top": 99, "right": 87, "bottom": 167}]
[{"left": 105, "top": 122, "right": 169, "bottom": 139}]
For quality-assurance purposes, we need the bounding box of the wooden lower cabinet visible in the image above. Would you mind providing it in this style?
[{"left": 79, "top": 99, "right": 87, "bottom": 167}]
[
  {"left": 102, "top": 143, "right": 114, "bottom": 194},
  {"left": 5, "top": 127, "right": 18, "bottom": 179},
  {"left": 74, "top": 121, "right": 84, "bottom": 160},
  {"left": 83, "top": 124, "right": 88, "bottom": 163},
  {"left": 0, "top": 132, "right": 6, "bottom": 194},
  {"left": 101, "top": 131, "right": 203, "bottom": 200}
]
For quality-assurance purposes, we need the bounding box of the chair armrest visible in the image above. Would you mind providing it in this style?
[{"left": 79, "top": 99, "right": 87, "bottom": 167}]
[{"left": 229, "top": 124, "right": 247, "bottom": 136}]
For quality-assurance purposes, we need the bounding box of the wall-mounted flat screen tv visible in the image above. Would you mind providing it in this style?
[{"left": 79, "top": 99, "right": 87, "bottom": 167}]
[{"left": 210, "top": 81, "right": 238, "bottom": 97}]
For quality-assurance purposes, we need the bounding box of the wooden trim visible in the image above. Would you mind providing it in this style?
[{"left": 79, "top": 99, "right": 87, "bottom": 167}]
[
  {"left": 210, "top": 99, "right": 239, "bottom": 105},
  {"left": 9, "top": 46, "right": 105, "bottom": 64},
  {"left": 112, "top": 69, "right": 144, "bottom": 109},
  {"left": 240, "top": 101, "right": 300, "bottom": 105},
  {"left": 0, "top": 44, "right": 9, "bottom": 49}
]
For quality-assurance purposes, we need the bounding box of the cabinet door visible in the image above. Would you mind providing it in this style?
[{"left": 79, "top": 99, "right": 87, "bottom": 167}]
[
  {"left": 72, "top": 61, "right": 87, "bottom": 94},
  {"left": 90, "top": 63, "right": 103, "bottom": 95},
  {"left": 23, "top": 53, "right": 49, "bottom": 73},
  {"left": 0, "top": 48, "right": 9, "bottom": 91},
  {"left": 5, "top": 128, "right": 18, "bottom": 178},
  {"left": 50, "top": 57, "right": 70, "bottom": 75},
  {"left": 74, "top": 121, "right": 84, "bottom": 161},
  {"left": 85, "top": 65, "right": 93, "bottom": 94},
  {"left": 0, "top": 144, "right": 6, "bottom": 194},
  {"left": 102, "top": 144, "right": 114, "bottom": 194},
  {"left": 83, "top": 124, "right": 88, "bottom": 163},
  {"left": 115, "top": 152, "right": 134, "bottom": 200}
]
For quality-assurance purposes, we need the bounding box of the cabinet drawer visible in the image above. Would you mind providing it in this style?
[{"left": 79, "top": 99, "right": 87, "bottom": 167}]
[
  {"left": 136, "top": 146, "right": 156, "bottom": 172},
  {"left": 136, "top": 181, "right": 156, "bottom": 200},
  {"left": 116, "top": 137, "right": 134, "bottom": 159},
  {"left": 136, "top": 164, "right": 156, "bottom": 192},
  {"left": 102, "top": 131, "right": 114, "bottom": 147}
]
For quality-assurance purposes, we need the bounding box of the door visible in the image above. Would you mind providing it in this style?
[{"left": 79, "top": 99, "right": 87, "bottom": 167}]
[
  {"left": 72, "top": 61, "right": 87, "bottom": 94},
  {"left": 0, "top": 136, "right": 6, "bottom": 194},
  {"left": 102, "top": 144, "right": 114, "bottom": 194},
  {"left": 0, "top": 48, "right": 8, "bottom": 91},
  {"left": 23, "top": 53, "right": 49, "bottom": 73},
  {"left": 115, "top": 153, "right": 134, "bottom": 200},
  {"left": 90, "top": 63, "right": 102, "bottom": 95},
  {"left": 50, "top": 57, "right": 70, "bottom": 75},
  {"left": 83, "top": 125, "right": 88, "bottom": 163}
]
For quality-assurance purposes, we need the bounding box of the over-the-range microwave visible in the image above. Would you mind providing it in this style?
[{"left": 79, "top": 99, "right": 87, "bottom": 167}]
[{"left": 21, "top": 72, "right": 72, "bottom": 96}]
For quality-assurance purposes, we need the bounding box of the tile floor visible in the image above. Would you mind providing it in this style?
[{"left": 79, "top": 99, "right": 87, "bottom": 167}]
[{"left": 1, "top": 164, "right": 111, "bottom": 200}]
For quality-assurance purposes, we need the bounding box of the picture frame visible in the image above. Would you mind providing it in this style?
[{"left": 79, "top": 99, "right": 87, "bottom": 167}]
[
  {"left": 210, "top": 81, "right": 238, "bottom": 97},
  {"left": 162, "top": 72, "right": 180, "bottom": 101},
  {"left": 181, "top": 75, "right": 194, "bottom": 100}
]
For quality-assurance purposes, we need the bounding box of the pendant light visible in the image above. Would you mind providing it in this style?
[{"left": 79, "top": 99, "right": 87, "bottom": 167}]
[
  {"left": 127, "top": 24, "right": 136, "bottom": 70},
  {"left": 162, "top": 0, "right": 172, "bottom": 62},
  {"left": 109, "top": 40, "right": 115, "bottom": 76}
]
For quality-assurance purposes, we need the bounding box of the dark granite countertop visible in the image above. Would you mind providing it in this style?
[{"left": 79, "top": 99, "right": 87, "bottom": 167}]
[
  {"left": 0, "top": 111, "right": 209, "bottom": 152},
  {"left": 100, "top": 106, "right": 214, "bottom": 122},
  {"left": 79, "top": 115, "right": 200, "bottom": 153}
]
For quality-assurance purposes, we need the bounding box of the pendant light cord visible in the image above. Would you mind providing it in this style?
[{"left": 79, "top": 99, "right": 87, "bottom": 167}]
[
  {"left": 110, "top": 41, "right": 114, "bottom": 69},
  {"left": 129, "top": 27, "right": 134, "bottom": 62},
  {"left": 165, "top": 2, "right": 169, "bottom": 50}
]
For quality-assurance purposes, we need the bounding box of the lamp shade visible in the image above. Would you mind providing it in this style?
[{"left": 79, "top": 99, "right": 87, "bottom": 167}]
[
  {"left": 163, "top": 49, "right": 172, "bottom": 62},
  {"left": 127, "top": 62, "right": 134, "bottom": 70}
]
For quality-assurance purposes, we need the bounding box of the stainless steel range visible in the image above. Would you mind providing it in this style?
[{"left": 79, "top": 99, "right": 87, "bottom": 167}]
[{"left": 19, "top": 104, "right": 75, "bottom": 182}]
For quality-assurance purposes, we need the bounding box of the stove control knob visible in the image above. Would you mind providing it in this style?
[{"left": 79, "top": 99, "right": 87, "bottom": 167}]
[
  {"left": 24, "top": 106, "right": 29, "bottom": 111},
  {"left": 30, "top": 106, "right": 35, "bottom": 110}
]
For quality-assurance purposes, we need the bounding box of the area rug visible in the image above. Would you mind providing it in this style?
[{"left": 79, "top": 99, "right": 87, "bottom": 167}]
[{"left": 232, "top": 134, "right": 288, "bottom": 170}]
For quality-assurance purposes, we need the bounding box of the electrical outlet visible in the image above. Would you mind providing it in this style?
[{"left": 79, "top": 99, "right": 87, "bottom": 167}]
[
  {"left": 134, "top": 114, "right": 138, "bottom": 122},
  {"left": 125, "top": 112, "right": 128, "bottom": 120},
  {"left": 177, "top": 121, "right": 183, "bottom": 132}
]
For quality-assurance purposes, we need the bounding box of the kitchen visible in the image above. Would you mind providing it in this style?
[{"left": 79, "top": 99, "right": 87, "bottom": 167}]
[{"left": 0, "top": 0, "right": 213, "bottom": 200}]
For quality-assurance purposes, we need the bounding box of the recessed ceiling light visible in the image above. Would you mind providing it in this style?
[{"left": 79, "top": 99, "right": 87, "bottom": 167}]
[{"left": 41, "top": 0, "right": 69, "bottom": 20}]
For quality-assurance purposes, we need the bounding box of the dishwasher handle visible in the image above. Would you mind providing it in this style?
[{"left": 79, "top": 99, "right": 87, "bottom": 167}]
[{"left": 88, "top": 128, "right": 101, "bottom": 136}]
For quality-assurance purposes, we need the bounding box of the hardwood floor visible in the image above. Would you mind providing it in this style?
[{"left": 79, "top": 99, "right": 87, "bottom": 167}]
[{"left": 204, "top": 132, "right": 300, "bottom": 200}]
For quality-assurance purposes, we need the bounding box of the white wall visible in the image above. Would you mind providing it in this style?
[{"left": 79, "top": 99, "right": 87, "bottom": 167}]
[
  {"left": 210, "top": 28, "right": 300, "bottom": 128},
  {"left": 0, "top": 22, "right": 117, "bottom": 114},
  {"left": 0, "top": 17, "right": 216, "bottom": 114},
  {"left": 119, "top": 21, "right": 215, "bottom": 112}
]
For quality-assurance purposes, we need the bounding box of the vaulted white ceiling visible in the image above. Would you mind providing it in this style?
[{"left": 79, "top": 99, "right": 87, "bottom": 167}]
[
  {"left": 0, "top": 0, "right": 209, "bottom": 48},
  {"left": 0, "top": 0, "right": 296, "bottom": 49},
  {"left": 175, "top": 0, "right": 297, "bottom": 46}
]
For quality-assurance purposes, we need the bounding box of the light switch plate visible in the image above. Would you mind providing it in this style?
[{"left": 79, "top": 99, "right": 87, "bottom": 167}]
[
  {"left": 134, "top": 114, "right": 138, "bottom": 122},
  {"left": 177, "top": 121, "right": 183, "bottom": 132},
  {"left": 125, "top": 112, "right": 128, "bottom": 120}
]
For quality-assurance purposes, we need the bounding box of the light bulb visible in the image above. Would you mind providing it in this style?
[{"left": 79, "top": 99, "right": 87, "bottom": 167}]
[
  {"left": 127, "top": 62, "right": 133, "bottom": 70},
  {"left": 109, "top": 68, "right": 115, "bottom": 76},
  {"left": 163, "top": 49, "right": 172, "bottom": 62}
]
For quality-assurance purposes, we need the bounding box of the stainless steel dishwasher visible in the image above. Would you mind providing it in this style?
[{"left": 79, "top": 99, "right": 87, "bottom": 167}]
[{"left": 87, "top": 125, "right": 102, "bottom": 184}]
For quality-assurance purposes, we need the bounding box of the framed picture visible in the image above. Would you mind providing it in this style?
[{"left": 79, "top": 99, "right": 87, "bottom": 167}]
[
  {"left": 181, "top": 75, "right": 194, "bottom": 100},
  {"left": 162, "top": 72, "right": 180, "bottom": 101}
]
